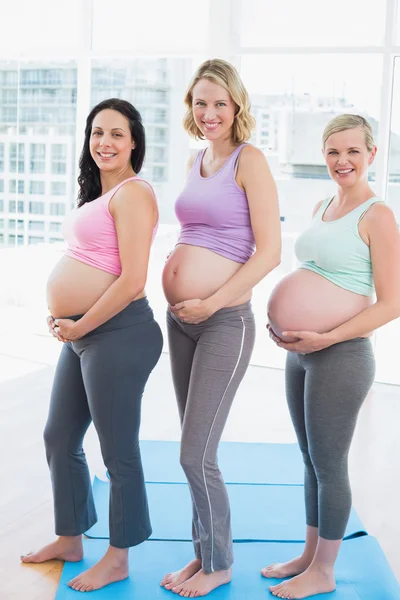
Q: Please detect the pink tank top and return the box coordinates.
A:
[63,177,158,276]
[175,143,255,263]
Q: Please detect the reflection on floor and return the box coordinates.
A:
[0,343,399,599]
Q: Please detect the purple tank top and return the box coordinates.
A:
[175,143,255,263]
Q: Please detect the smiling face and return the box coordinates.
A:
[89,109,134,173]
[323,127,376,187]
[191,78,237,142]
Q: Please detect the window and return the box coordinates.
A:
[92,0,209,53]
[50,203,66,216]
[8,234,24,246]
[9,143,25,173]
[51,181,66,196]
[9,200,24,213]
[49,221,63,232]
[9,180,25,194]
[9,219,24,231]
[0,200,3,212]
[240,53,383,368]
[239,0,385,47]
[51,144,67,159]
[30,144,46,173]
[51,144,68,174]
[153,166,166,182]
[0,218,4,228]
[29,201,45,214]
[29,220,45,231]
[154,146,166,162]
[28,236,44,244]
[29,181,45,195]
[0,179,3,192]
[0,143,4,172]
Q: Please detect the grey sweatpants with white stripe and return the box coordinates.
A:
[167,302,255,573]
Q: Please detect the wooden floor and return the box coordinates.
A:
[1,350,399,600]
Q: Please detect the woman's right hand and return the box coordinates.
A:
[47,315,67,342]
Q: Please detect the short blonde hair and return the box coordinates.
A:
[183,59,255,143]
[322,114,375,151]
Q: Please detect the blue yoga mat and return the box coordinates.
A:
[85,478,366,542]
[139,440,303,485]
[55,536,400,599]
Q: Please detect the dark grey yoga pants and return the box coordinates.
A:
[285,338,375,540]
[167,301,256,573]
[44,298,163,548]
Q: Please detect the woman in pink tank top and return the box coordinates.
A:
[160,59,281,596]
[21,99,163,592]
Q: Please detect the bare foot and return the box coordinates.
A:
[172,567,232,597]
[68,546,129,592]
[160,558,202,590]
[21,536,83,564]
[261,555,312,579]
[270,565,335,599]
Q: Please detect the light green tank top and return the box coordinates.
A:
[294,196,383,296]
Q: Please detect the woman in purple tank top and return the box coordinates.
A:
[160,59,281,596]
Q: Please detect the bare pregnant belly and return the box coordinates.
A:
[267,269,372,342]
[162,244,251,307]
[46,256,119,317]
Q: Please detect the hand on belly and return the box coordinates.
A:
[266,269,371,344]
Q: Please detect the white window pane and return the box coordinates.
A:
[387,58,400,218]
[378,56,400,384]
[239,0,386,47]
[93,0,209,53]
[0,0,87,53]
[241,54,382,369]
[91,57,193,343]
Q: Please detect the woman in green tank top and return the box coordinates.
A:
[264,114,400,599]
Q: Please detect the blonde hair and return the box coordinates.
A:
[322,114,375,151]
[183,59,255,143]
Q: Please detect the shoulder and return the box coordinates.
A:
[238,144,266,163]
[114,179,155,202]
[110,179,156,217]
[237,144,270,177]
[186,150,198,175]
[363,201,398,231]
[312,199,325,217]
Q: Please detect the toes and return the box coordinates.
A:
[172,585,183,595]
[69,578,82,591]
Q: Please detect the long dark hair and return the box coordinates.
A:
[77,98,145,207]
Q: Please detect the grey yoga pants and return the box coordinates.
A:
[285,337,375,540]
[167,301,256,573]
[44,298,163,548]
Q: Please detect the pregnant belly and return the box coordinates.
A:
[162,244,251,307]
[267,269,372,342]
[46,256,119,317]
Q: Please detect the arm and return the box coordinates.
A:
[55,181,157,340]
[173,146,281,322]
[280,203,400,353]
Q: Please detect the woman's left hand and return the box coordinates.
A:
[276,330,333,354]
[170,299,214,324]
[53,318,84,342]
